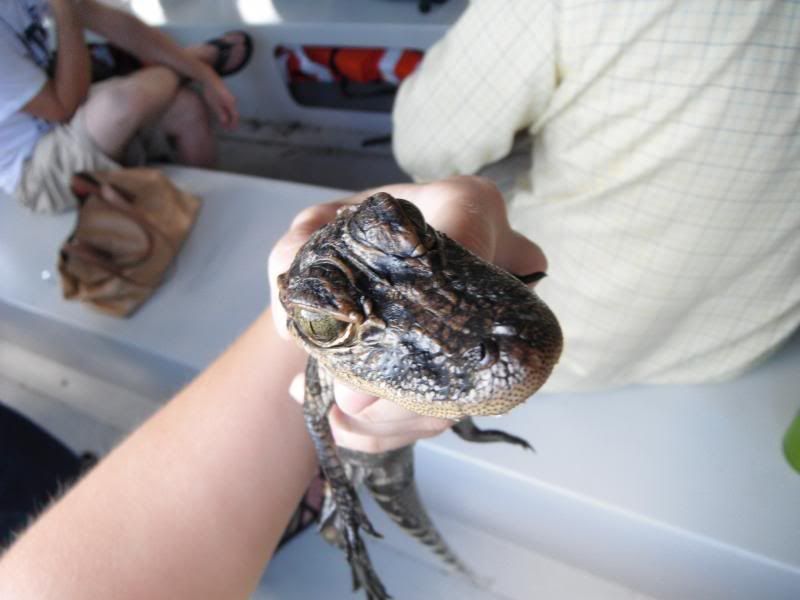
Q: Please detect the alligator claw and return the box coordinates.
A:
[321,486,390,599]
[451,416,535,452]
[351,495,382,540]
[346,533,391,600]
[314,483,391,599]
[335,483,382,541]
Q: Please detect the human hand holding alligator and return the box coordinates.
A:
[269,176,550,451]
[269,175,562,599]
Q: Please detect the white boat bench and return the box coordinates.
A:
[0,166,337,396]
[1,165,798,599]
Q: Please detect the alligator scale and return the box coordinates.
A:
[278,192,562,599]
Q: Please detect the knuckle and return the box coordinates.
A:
[290,205,325,229]
[334,429,384,454]
[426,418,454,434]
[466,176,504,210]
[357,437,385,454]
[267,238,295,277]
[328,406,356,435]
[289,201,342,232]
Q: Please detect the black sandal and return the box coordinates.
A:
[205,30,254,77]
[277,471,325,549]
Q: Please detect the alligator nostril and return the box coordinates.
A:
[474,339,499,368]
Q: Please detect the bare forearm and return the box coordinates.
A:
[49,0,91,117]
[80,1,215,83]
[0,309,316,599]
[78,0,239,128]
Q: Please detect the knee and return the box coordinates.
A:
[169,88,209,127]
[88,74,178,128]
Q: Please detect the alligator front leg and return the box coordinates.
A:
[451,416,533,452]
[303,356,390,600]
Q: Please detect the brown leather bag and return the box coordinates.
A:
[58,168,201,317]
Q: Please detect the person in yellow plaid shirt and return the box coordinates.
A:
[394,0,800,392]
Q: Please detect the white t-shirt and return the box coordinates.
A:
[393,0,800,392]
[0,0,52,195]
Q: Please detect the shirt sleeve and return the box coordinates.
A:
[392,0,557,181]
[0,31,48,122]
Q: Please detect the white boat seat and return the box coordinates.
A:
[1,165,798,599]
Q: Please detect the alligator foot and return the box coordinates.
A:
[319,479,382,541]
[451,416,534,452]
[345,529,391,600]
[320,484,390,599]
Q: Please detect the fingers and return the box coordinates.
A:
[203,82,239,129]
[288,373,453,453]
[223,103,238,130]
[224,90,239,129]
[371,175,506,262]
[494,230,548,282]
[216,97,238,130]
[414,176,547,279]
[404,176,504,261]
[373,175,547,278]
[329,405,451,453]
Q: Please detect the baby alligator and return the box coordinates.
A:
[278,192,562,599]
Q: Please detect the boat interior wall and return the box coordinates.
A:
[137,1,470,188]
[154,0,468,133]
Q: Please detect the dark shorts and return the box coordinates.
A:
[0,403,84,548]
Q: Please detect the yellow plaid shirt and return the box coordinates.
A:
[393,0,800,392]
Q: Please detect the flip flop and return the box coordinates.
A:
[277,472,324,549]
[205,30,253,77]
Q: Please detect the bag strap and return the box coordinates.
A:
[116,200,177,256]
[73,171,177,263]
[60,239,151,288]
[94,176,178,256]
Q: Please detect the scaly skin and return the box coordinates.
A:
[279,193,562,599]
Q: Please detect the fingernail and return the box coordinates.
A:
[517,271,547,285]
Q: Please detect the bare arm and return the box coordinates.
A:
[0,309,316,599]
[78,0,213,85]
[79,0,238,127]
[393,0,558,180]
[22,0,91,122]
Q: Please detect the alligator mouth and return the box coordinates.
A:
[319,354,554,420]
[386,387,536,420]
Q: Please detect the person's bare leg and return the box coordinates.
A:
[157,87,216,167]
[82,65,181,161]
[81,32,249,167]
[152,32,250,166]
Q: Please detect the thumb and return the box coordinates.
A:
[493,229,548,280]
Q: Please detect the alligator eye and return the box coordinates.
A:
[294,308,350,346]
